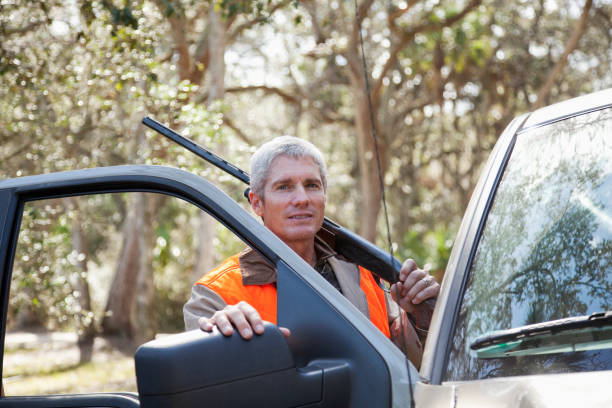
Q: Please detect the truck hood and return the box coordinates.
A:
[415,370,612,407]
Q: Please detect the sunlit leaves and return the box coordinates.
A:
[217,0,279,21]
[102,1,138,31]
[10,203,91,331]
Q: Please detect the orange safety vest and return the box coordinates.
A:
[196,253,391,338]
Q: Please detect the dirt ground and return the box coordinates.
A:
[3,330,138,396]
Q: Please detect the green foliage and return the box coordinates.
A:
[217,0,279,22]
[397,226,455,281]
[10,203,97,335]
[149,196,245,333]
[102,1,138,30]
[80,2,97,27]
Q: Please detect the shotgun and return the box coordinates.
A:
[142,116,402,283]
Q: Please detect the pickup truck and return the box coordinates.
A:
[0,89,610,407]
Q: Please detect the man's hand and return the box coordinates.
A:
[390,259,440,315]
[198,301,290,339]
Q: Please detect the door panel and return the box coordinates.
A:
[0,394,139,408]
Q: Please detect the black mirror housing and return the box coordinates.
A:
[135,323,350,408]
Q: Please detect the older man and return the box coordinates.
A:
[184,136,439,367]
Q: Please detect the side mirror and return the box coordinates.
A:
[135,323,350,408]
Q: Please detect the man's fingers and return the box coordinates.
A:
[399,259,418,281]
[237,301,265,335]
[225,305,254,339]
[279,327,291,338]
[198,317,214,332]
[411,284,440,304]
[212,311,234,336]
[390,283,399,302]
[401,269,427,296]
[408,276,439,304]
[390,282,406,303]
[199,302,284,340]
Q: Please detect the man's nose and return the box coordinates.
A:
[291,185,309,205]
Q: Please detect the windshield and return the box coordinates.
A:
[445,107,612,381]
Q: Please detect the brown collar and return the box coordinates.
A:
[239,237,338,286]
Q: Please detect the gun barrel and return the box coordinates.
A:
[143,117,250,185]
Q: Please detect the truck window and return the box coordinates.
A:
[445,108,612,381]
[3,192,244,395]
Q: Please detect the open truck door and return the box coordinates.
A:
[0,165,413,408]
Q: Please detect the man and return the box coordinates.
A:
[184,136,440,367]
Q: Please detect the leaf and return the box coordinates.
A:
[122,7,138,29]
[80,2,95,27]
[455,28,467,47]
[161,0,175,17]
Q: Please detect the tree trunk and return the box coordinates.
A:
[347,54,385,243]
[132,193,156,345]
[128,115,158,345]
[65,197,96,364]
[102,193,143,338]
[193,215,216,282]
[193,6,226,282]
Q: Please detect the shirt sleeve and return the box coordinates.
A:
[183,284,228,331]
[385,291,426,368]
[385,291,401,324]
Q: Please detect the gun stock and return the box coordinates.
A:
[143,116,401,283]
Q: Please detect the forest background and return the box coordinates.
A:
[1,0,611,394]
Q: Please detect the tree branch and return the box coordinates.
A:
[227,0,293,44]
[225,85,299,104]
[192,21,211,85]
[223,115,253,145]
[373,0,482,100]
[302,0,325,44]
[153,0,191,81]
[533,0,593,109]
[4,20,47,36]
[0,138,36,163]
[350,0,376,51]
[224,85,352,125]
[388,0,420,34]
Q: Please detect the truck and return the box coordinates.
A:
[0,88,611,407]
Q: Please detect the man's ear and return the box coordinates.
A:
[249,191,264,217]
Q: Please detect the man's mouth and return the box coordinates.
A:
[288,214,312,220]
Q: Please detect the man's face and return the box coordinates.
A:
[250,155,326,246]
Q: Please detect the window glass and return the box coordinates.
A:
[446,108,612,381]
[4,192,244,395]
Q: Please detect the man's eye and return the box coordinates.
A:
[307,183,321,189]
[278,184,289,190]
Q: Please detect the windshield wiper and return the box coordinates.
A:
[470,311,612,358]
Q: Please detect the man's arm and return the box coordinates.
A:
[387,259,440,367]
[386,295,424,368]
[184,284,228,330]
[184,283,288,339]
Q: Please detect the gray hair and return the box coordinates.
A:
[249,136,328,198]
